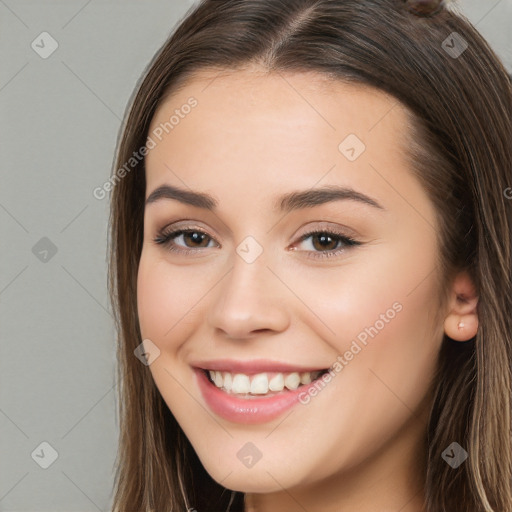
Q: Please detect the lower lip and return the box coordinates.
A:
[194,368,322,424]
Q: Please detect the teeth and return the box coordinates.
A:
[232,373,250,394]
[284,372,300,390]
[250,373,268,394]
[300,372,312,385]
[268,373,284,391]
[213,371,223,388]
[207,369,324,395]
[223,372,233,391]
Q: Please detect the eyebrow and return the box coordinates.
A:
[145,184,385,212]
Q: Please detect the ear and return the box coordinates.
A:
[443,270,479,342]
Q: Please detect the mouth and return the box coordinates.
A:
[201,367,330,399]
[193,362,333,424]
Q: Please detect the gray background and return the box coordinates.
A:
[0,1,510,511]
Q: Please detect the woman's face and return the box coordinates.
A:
[137,69,445,502]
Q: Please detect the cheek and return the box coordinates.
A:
[275,239,442,444]
[137,252,203,347]
[277,237,441,361]
[137,258,171,340]
[262,252,441,479]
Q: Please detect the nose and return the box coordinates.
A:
[207,252,290,340]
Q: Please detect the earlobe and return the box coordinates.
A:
[443,271,479,342]
[444,313,479,342]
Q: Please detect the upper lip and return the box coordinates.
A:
[191,358,328,374]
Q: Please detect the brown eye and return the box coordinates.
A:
[153,227,218,255]
[180,231,211,248]
[404,0,444,17]
[293,229,362,261]
[310,233,341,252]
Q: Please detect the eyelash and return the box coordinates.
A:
[153,226,361,260]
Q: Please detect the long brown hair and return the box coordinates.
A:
[108,1,512,510]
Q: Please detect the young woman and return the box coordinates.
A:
[108,0,512,510]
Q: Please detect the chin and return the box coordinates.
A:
[199,454,307,493]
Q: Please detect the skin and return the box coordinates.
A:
[137,67,479,512]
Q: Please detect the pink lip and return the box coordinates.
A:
[193,367,326,424]
[191,358,326,375]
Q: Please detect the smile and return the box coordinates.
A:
[205,369,327,396]
[194,363,330,424]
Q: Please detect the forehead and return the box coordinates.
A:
[144,68,428,222]
[147,68,410,166]
[149,67,404,136]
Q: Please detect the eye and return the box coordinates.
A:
[292,229,361,260]
[153,227,217,255]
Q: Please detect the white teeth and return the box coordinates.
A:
[284,372,300,390]
[250,373,269,394]
[214,370,223,388]
[232,373,251,394]
[223,371,232,391]
[268,373,284,391]
[207,369,324,395]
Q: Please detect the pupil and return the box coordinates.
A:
[186,232,208,247]
[314,234,337,251]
